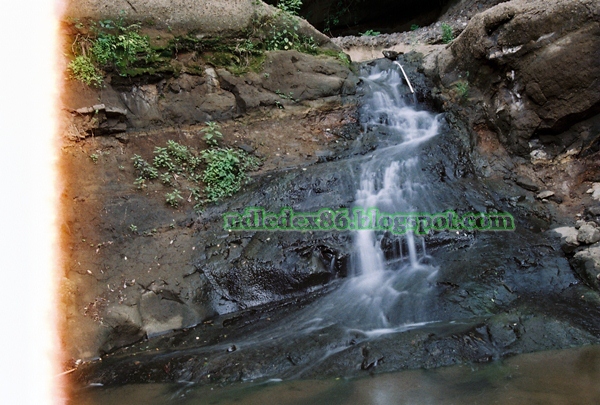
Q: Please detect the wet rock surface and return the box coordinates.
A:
[68,57,600,387]
[61,0,600,392]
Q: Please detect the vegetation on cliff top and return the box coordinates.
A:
[66,1,341,86]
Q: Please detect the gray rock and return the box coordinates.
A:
[577,224,600,245]
[536,190,555,200]
[238,143,254,153]
[571,243,600,290]
[515,176,540,192]
[382,50,401,60]
[140,291,200,338]
[105,106,128,116]
[552,226,580,253]
[587,206,600,216]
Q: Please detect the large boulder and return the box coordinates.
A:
[424,0,600,155]
[63,0,335,47]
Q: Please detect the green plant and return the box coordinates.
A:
[200,148,260,202]
[68,16,158,86]
[160,172,173,186]
[134,177,147,190]
[441,23,454,44]
[410,24,420,31]
[455,80,469,99]
[337,52,350,66]
[165,189,183,207]
[153,147,176,172]
[89,153,99,163]
[166,140,191,164]
[201,121,223,146]
[360,29,381,37]
[129,224,138,233]
[187,186,202,202]
[68,56,103,87]
[275,89,297,102]
[277,0,302,15]
[91,19,153,71]
[132,154,159,179]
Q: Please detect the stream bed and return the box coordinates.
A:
[70,344,600,404]
[69,57,600,402]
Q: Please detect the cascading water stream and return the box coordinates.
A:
[220,63,443,351]
[88,63,448,387]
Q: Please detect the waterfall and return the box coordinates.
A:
[344,63,441,329]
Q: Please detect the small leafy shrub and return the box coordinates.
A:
[68,16,157,85]
[265,27,317,53]
[455,81,469,99]
[277,0,302,15]
[201,121,223,146]
[132,154,158,179]
[68,56,103,87]
[131,138,260,208]
[360,30,381,37]
[410,24,420,31]
[201,148,260,202]
[91,19,153,71]
[441,23,454,44]
[89,153,99,163]
[165,189,183,207]
[337,52,350,66]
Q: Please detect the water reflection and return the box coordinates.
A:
[71,345,600,404]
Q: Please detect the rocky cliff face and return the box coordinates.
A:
[59,1,359,361]
[62,0,600,381]
[424,0,600,156]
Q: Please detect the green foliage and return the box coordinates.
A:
[261,4,317,54]
[160,172,173,186]
[338,52,350,66]
[455,80,469,99]
[153,146,177,172]
[201,121,223,146]
[360,29,380,37]
[277,0,302,15]
[134,177,147,190]
[68,56,103,87]
[89,153,99,163]
[275,90,298,102]
[441,23,454,44]
[132,154,159,179]
[129,224,138,233]
[131,138,260,208]
[200,148,260,202]
[68,16,158,85]
[265,25,317,53]
[410,24,420,31]
[91,19,153,72]
[165,189,183,207]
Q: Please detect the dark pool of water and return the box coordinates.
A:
[70,344,600,404]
